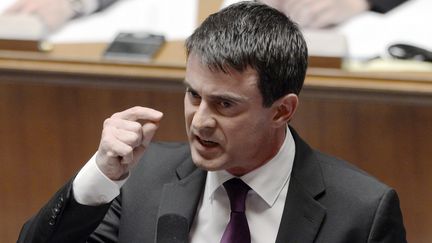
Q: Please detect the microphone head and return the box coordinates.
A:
[156,213,189,243]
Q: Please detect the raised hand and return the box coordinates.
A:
[96,106,164,180]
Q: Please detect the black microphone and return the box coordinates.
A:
[156,214,189,243]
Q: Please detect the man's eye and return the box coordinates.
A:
[186,89,201,99]
[219,100,233,108]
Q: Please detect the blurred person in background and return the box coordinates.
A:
[2,0,117,31]
[260,0,408,28]
[3,0,409,32]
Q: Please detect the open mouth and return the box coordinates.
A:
[196,136,219,148]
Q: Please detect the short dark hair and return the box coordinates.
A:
[185,1,308,107]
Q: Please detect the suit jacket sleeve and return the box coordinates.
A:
[367,0,408,13]
[367,189,407,243]
[17,179,119,243]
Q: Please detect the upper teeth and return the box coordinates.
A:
[201,139,215,144]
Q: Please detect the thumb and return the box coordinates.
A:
[129,123,158,165]
[141,122,160,148]
[132,145,146,164]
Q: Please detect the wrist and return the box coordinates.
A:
[95,152,129,181]
[73,152,128,205]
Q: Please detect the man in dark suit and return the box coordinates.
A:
[18,2,406,242]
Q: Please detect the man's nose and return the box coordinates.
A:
[192,102,216,134]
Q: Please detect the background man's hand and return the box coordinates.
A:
[96,106,164,180]
[3,0,75,31]
[262,0,369,28]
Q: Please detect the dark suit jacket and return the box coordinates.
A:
[368,0,408,13]
[96,0,117,12]
[18,129,406,243]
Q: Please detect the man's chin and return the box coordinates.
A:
[191,151,224,172]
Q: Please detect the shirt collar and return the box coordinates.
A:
[205,127,296,207]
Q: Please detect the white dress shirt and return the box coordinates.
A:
[73,128,295,243]
[73,152,128,205]
[190,128,295,243]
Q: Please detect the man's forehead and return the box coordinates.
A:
[184,69,258,90]
[187,53,257,73]
[186,56,258,82]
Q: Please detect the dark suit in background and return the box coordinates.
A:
[96,0,118,12]
[368,0,408,13]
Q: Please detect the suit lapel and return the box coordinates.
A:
[276,128,326,243]
[156,157,206,238]
[155,129,326,242]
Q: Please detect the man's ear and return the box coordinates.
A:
[271,94,298,127]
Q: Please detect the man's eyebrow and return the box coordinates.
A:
[208,93,246,103]
[183,81,195,93]
[183,80,193,89]
[183,79,247,103]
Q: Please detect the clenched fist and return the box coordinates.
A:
[96,106,163,180]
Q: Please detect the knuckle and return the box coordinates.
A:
[129,132,140,142]
[120,146,133,156]
[101,127,115,139]
[103,118,110,126]
[100,137,113,150]
[106,151,115,158]
[103,117,115,127]
[111,112,121,118]
[131,122,142,132]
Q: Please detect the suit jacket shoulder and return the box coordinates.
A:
[280,129,406,243]
[316,151,406,242]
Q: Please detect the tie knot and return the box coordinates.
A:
[223,178,250,212]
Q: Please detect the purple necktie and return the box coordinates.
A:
[220,178,251,243]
